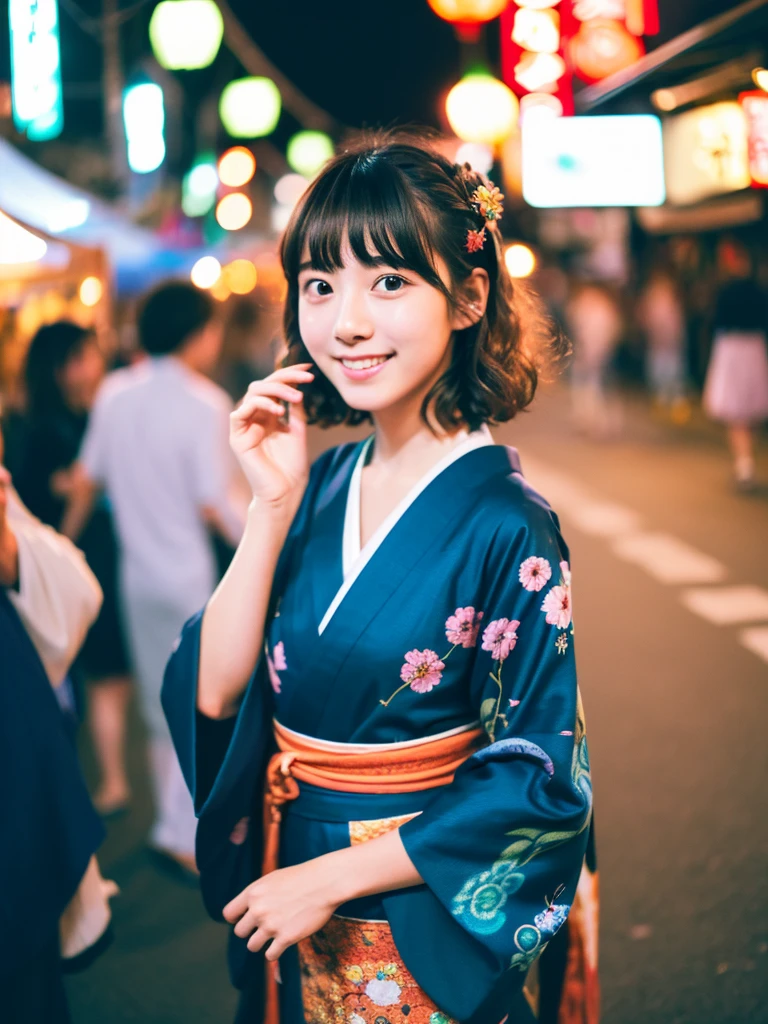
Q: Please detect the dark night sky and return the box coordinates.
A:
[0,0,746,143]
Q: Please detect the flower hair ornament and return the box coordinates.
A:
[465,182,505,254]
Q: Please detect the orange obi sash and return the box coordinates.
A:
[261,720,485,1024]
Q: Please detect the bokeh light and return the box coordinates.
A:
[455,142,494,174]
[215,193,253,231]
[123,82,165,174]
[519,92,564,122]
[79,276,103,306]
[149,0,223,70]
[446,73,519,145]
[505,243,537,278]
[190,256,222,289]
[182,156,218,217]
[0,212,47,264]
[224,259,258,295]
[286,131,334,178]
[219,78,281,138]
[427,0,508,23]
[752,68,768,92]
[274,173,309,207]
[218,147,256,187]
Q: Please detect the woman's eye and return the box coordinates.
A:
[306,279,333,297]
[375,275,406,293]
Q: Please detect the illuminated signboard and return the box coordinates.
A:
[522,114,665,208]
[9,0,64,141]
[739,91,768,189]
[663,102,750,205]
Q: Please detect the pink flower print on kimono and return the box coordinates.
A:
[266,640,287,694]
[380,606,482,708]
[481,618,520,662]
[445,606,484,648]
[380,649,446,707]
[518,556,552,593]
[479,619,521,742]
[541,563,572,629]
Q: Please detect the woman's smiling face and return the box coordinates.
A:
[297,245,461,417]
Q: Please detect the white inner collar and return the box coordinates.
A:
[317,425,494,636]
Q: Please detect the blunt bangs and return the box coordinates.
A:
[282,153,445,294]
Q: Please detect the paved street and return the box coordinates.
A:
[66,387,768,1024]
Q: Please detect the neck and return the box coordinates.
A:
[170,349,199,374]
[369,354,468,469]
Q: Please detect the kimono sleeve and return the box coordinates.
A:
[397,499,592,994]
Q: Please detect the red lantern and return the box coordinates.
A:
[427,0,508,39]
[427,0,509,22]
[569,18,645,82]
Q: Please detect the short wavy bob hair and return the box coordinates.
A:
[279,132,561,432]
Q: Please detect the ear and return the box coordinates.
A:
[451,268,491,331]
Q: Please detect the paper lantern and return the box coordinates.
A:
[216,193,253,230]
[219,78,281,138]
[190,256,222,288]
[149,0,224,71]
[286,131,334,178]
[427,0,508,23]
[446,73,519,146]
[512,8,560,54]
[570,19,644,83]
[516,0,560,7]
[218,147,256,187]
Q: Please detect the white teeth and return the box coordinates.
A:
[341,356,389,370]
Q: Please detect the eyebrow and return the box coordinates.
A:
[297,255,399,274]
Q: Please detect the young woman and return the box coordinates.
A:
[703,276,768,491]
[8,322,133,815]
[164,136,597,1024]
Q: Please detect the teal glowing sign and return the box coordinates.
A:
[9,0,64,141]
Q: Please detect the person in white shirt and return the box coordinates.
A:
[64,281,248,875]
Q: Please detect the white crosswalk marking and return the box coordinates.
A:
[611,532,726,585]
[740,627,768,664]
[681,586,768,625]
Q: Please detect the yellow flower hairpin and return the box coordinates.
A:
[471,184,504,222]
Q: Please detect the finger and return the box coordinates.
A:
[264,938,290,961]
[246,381,307,404]
[247,928,276,954]
[264,366,315,384]
[232,396,286,422]
[222,890,251,924]
[233,907,263,939]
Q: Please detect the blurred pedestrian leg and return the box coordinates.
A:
[121,585,198,860]
[567,284,625,440]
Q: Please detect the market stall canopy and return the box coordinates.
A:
[0,138,221,294]
[574,0,768,114]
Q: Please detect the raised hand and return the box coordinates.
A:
[230,364,315,509]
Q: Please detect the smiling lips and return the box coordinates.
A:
[336,353,394,381]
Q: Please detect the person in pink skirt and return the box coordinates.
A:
[703,277,768,490]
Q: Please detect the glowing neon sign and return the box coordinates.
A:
[9,0,64,141]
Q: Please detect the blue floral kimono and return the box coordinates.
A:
[162,438,596,1024]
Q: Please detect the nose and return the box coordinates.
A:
[334,290,374,347]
